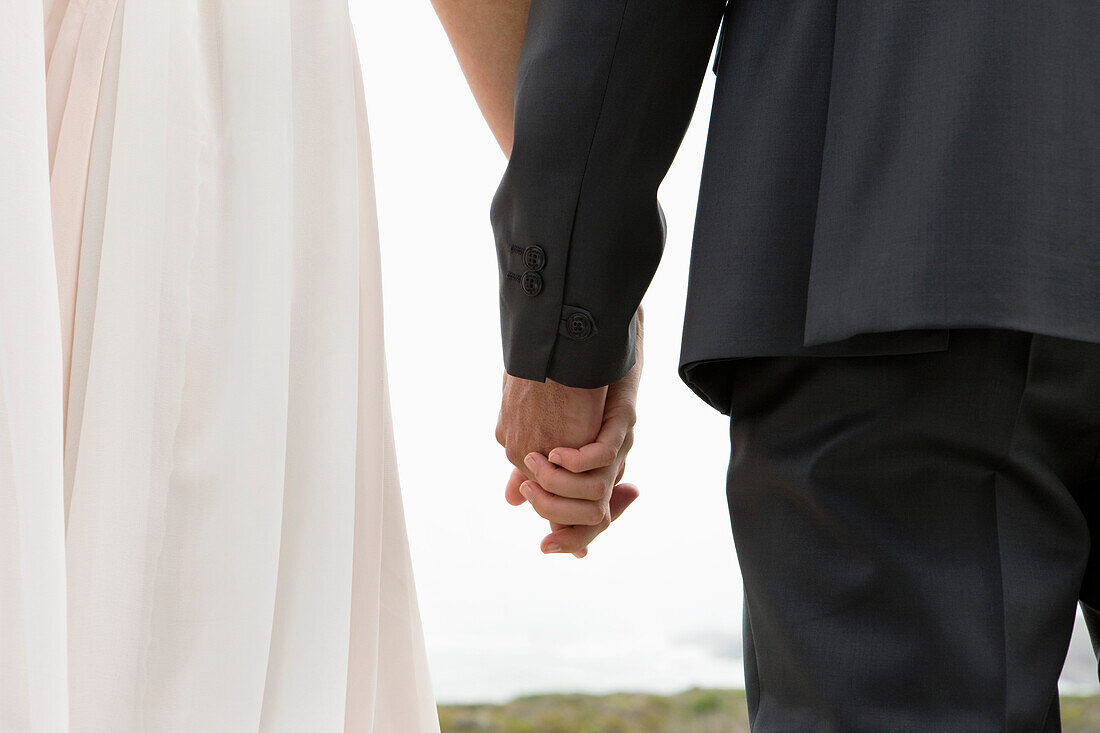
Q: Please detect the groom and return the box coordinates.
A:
[491,1,1100,730]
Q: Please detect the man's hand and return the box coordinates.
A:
[497,309,644,557]
[494,374,606,557]
[495,375,607,468]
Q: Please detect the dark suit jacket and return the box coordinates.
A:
[491,0,1100,413]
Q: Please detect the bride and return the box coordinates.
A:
[0,0,557,729]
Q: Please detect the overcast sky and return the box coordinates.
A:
[352,3,1099,705]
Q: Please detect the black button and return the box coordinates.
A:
[520,271,543,297]
[523,245,546,272]
[566,312,594,340]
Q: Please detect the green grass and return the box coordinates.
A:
[1059,694,1100,731]
[439,689,1100,732]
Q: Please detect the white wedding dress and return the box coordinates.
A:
[0,1,439,730]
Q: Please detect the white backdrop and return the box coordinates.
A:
[351,3,1099,705]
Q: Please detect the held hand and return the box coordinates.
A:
[495,375,606,559]
[505,464,638,558]
[495,375,607,475]
[502,308,644,557]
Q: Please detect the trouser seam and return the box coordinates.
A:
[987,333,1038,733]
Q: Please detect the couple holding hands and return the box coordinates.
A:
[4,0,1100,731]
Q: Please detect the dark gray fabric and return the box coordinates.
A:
[492,0,726,388]
[492,1,1100,403]
[723,329,1100,732]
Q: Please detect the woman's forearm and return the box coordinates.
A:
[432,0,531,156]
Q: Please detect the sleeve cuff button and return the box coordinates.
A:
[566,312,594,340]
[523,245,546,271]
[520,271,543,296]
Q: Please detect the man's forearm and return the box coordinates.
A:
[491,1,725,388]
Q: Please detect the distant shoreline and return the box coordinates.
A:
[439,688,1100,733]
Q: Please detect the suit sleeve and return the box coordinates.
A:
[490,0,727,388]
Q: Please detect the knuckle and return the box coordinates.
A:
[607,404,637,426]
[582,505,606,527]
[504,445,525,469]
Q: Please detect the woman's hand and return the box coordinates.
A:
[506,308,644,557]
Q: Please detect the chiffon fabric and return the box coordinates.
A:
[1,1,439,730]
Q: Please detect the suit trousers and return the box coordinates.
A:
[723,329,1100,732]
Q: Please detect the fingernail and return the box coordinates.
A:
[545,543,561,553]
[548,450,561,465]
[519,482,531,499]
[524,453,537,471]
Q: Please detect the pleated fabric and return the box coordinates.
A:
[1,1,439,730]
